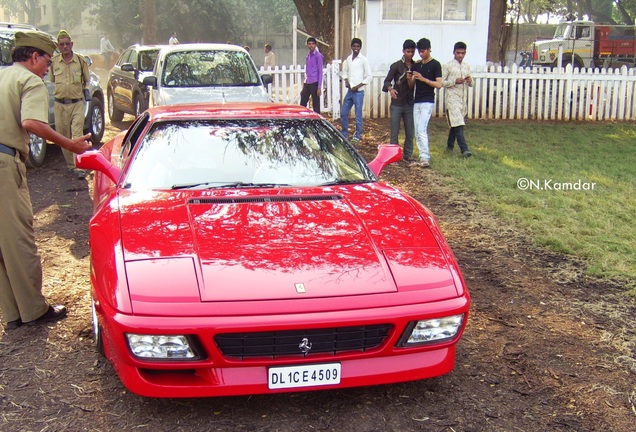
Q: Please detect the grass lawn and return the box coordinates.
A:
[419,119,636,289]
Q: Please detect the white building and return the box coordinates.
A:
[342,0,490,67]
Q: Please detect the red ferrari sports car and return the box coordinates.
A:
[77,102,470,398]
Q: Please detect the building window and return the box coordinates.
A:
[382,0,472,22]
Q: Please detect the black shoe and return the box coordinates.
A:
[5,319,23,330]
[446,146,454,152]
[26,305,67,326]
[462,150,472,158]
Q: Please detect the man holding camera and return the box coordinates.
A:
[382,39,416,161]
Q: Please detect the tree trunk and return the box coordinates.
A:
[292,0,353,62]
[141,0,157,45]
[487,0,508,65]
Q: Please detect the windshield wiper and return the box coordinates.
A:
[172,182,218,190]
[171,182,288,190]
[215,182,290,189]
[318,179,369,186]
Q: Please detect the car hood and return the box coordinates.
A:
[118,186,457,303]
[153,85,270,105]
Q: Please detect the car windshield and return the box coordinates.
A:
[139,49,159,72]
[123,118,375,190]
[162,50,260,87]
[0,33,14,66]
[554,24,569,39]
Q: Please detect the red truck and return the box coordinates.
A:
[533,20,636,68]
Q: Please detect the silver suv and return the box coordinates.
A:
[143,43,272,106]
[0,22,105,167]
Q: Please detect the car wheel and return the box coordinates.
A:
[134,94,146,117]
[108,92,124,122]
[92,300,105,356]
[87,97,105,145]
[26,133,47,168]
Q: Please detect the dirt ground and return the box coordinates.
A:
[1,115,635,432]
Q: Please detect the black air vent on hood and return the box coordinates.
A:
[189,195,343,205]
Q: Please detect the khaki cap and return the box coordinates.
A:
[15,31,57,56]
[57,29,71,40]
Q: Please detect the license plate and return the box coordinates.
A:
[268,363,341,389]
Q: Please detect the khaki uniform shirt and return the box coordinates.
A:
[442,59,473,127]
[51,52,89,99]
[0,64,49,161]
[264,51,276,69]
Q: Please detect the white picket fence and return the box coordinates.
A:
[260,62,636,121]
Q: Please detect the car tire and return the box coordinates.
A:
[108,92,124,122]
[87,97,105,145]
[26,133,47,168]
[92,300,105,356]
[134,94,146,117]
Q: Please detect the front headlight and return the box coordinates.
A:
[126,334,201,360]
[398,315,465,347]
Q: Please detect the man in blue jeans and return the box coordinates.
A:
[340,38,371,144]
[409,38,442,168]
[382,39,416,160]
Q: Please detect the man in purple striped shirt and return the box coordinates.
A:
[300,37,324,113]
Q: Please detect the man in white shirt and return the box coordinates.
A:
[100,35,116,68]
[169,32,179,46]
[263,44,276,69]
[442,41,473,157]
[340,38,371,144]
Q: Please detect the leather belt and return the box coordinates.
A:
[0,143,17,156]
[54,97,83,104]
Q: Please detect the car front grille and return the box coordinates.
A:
[214,325,393,360]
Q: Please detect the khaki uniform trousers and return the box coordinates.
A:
[0,153,48,324]
[54,100,84,170]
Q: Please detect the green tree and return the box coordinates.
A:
[81,0,296,48]
[0,0,38,24]
[243,0,299,34]
[511,0,636,24]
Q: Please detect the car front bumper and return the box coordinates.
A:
[96,295,469,398]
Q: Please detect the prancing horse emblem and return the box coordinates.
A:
[298,337,312,356]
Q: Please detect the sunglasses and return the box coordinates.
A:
[39,53,52,67]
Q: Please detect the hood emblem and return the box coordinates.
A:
[299,337,312,356]
[295,283,306,293]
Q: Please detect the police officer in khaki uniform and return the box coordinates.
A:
[0,31,92,331]
[51,30,91,178]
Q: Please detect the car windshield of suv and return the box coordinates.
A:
[1,34,14,66]
[162,50,260,87]
[139,50,159,72]
[123,118,375,190]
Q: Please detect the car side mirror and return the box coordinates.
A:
[121,63,135,72]
[260,73,273,85]
[76,151,122,184]
[143,76,157,88]
[368,144,402,176]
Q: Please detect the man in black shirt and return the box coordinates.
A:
[382,39,416,161]
[409,38,442,168]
